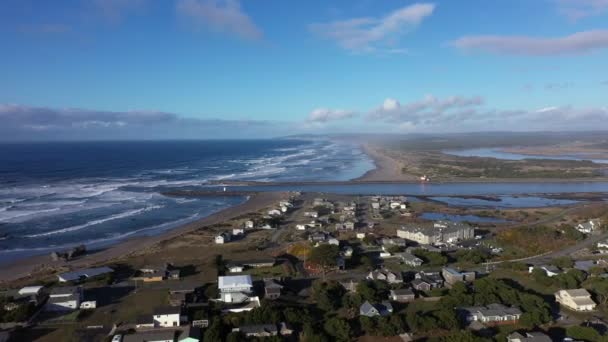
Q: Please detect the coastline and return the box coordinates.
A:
[0,191,290,284]
[354,143,420,182]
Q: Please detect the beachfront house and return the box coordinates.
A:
[46,286,83,311]
[367,270,403,284]
[215,232,231,244]
[555,289,597,312]
[442,267,476,285]
[57,266,113,283]
[218,275,254,303]
[153,306,184,327]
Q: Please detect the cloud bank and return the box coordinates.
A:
[310,3,435,53]
[0,104,284,140]
[176,0,262,40]
[306,108,357,123]
[452,30,608,56]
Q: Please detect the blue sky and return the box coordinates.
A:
[0,0,607,139]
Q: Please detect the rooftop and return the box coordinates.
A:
[219,275,253,289]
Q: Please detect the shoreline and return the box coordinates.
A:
[0,191,290,284]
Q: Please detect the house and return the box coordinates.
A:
[46,286,82,311]
[123,331,176,342]
[309,232,328,243]
[18,286,44,297]
[341,246,354,257]
[232,228,245,236]
[462,304,522,325]
[264,279,283,300]
[367,270,403,284]
[178,326,202,342]
[412,271,444,291]
[398,221,474,245]
[57,266,113,283]
[328,237,340,246]
[222,296,261,313]
[227,263,244,273]
[598,239,608,251]
[360,301,393,317]
[390,288,416,302]
[168,270,181,280]
[506,332,552,342]
[135,315,155,329]
[153,306,183,327]
[215,232,231,244]
[268,209,282,217]
[442,268,476,285]
[356,232,366,239]
[296,224,307,231]
[304,211,319,218]
[343,221,356,230]
[395,252,423,267]
[234,324,278,337]
[528,265,562,277]
[555,289,597,312]
[380,238,407,248]
[336,256,346,270]
[218,275,253,303]
[574,260,598,273]
[576,219,602,234]
[339,279,359,292]
[244,220,255,229]
[243,259,275,268]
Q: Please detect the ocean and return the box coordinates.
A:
[0,139,374,262]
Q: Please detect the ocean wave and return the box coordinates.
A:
[24,205,164,238]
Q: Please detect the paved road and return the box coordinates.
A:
[526,231,608,265]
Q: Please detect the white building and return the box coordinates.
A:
[46,286,82,311]
[153,306,184,327]
[245,220,255,229]
[219,275,254,303]
[576,219,602,234]
[268,209,282,217]
[215,232,231,244]
[233,228,245,236]
[398,221,474,245]
[18,286,44,297]
[555,289,597,312]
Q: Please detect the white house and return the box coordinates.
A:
[528,265,561,277]
[153,306,184,327]
[18,286,44,297]
[233,228,245,236]
[46,286,82,311]
[228,264,244,273]
[296,224,307,231]
[268,209,282,217]
[218,275,254,303]
[576,219,602,234]
[598,239,608,250]
[356,232,366,239]
[245,220,255,229]
[555,289,597,312]
[215,232,231,244]
[304,211,318,218]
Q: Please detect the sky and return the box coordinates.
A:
[0,0,607,140]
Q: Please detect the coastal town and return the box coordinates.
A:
[1,186,607,342]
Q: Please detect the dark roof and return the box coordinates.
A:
[136,314,153,324]
[50,286,80,296]
[238,324,278,334]
[178,326,202,340]
[153,306,181,315]
[391,288,415,296]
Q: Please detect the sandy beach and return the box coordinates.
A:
[355,144,419,182]
[0,191,290,284]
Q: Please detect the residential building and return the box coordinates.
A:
[218,275,253,303]
[462,304,522,325]
[178,326,202,342]
[215,232,231,244]
[244,220,255,229]
[507,332,552,342]
[395,252,423,267]
[268,209,282,217]
[232,228,245,236]
[304,211,319,218]
[442,268,476,285]
[339,279,359,292]
[243,259,275,268]
[360,301,393,317]
[412,271,444,291]
[57,266,113,283]
[555,289,597,312]
[398,221,474,245]
[367,270,403,284]
[381,238,407,248]
[264,279,283,300]
[46,286,82,311]
[153,306,183,327]
[390,289,416,302]
[234,324,278,337]
[528,265,562,277]
[227,263,244,273]
[576,219,602,234]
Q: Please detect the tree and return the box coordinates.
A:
[226,331,243,342]
[302,323,329,342]
[356,280,388,302]
[308,244,340,272]
[203,319,225,342]
[312,281,345,311]
[551,256,574,269]
[323,317,352,341]
[566,326,603,342]
[412,249,448,266]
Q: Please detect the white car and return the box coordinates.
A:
[111,335,123,342]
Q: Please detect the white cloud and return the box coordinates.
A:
[555,0,608,21]
[309,3,435,53]
[176,0,262,40]
[451,30,608,56]
[306,108,357,123]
